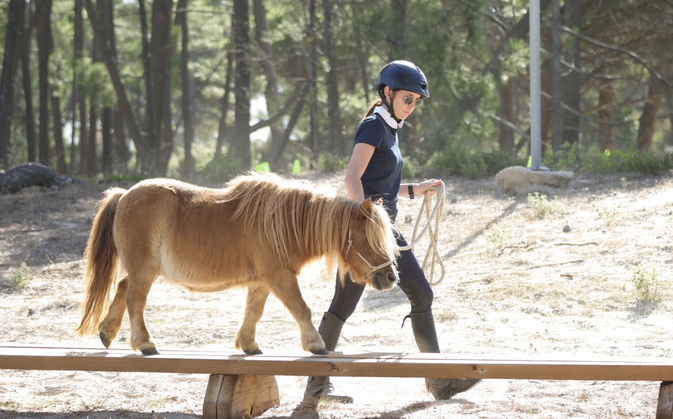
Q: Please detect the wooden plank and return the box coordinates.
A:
[1,345,673,381]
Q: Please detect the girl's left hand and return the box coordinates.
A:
[415,179,444,195]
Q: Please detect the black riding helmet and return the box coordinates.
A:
[377,60,429,121]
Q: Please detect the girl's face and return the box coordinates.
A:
[386,87,423,120]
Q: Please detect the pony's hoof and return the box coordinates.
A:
[310,348,329,355]
[99,332,111,348]
[141,347,160,356]
[244,348,263,355]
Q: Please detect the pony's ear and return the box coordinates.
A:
[358,198,373,219]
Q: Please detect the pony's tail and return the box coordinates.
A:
[76,188,125,336]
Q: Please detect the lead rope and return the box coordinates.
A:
[398,182,446,286]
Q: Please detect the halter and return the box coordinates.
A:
[345,230,394,276]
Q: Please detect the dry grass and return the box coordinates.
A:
[1,171,672,418]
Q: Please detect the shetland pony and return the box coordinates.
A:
[77,173,399,355]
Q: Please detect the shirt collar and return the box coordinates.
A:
[374,106,404,129]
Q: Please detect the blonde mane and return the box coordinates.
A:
[223,172,398,276]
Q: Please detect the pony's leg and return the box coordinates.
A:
[125,272,159,355]
[98,277,129,348]
[235,284,270,355]
[265,271,327,355]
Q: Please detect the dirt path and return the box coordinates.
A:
[1,171,671,418]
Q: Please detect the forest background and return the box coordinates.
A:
[0,0,673,182]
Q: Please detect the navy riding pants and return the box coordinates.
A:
[327,228,434,322]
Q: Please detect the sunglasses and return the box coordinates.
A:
[402,95,423,107]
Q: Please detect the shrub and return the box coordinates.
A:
[632,268,664,305]
[427,145,525,178]
[316,152,349,172]
[198,152,242,183]
[527,192,560,218]
[545,144,673,175]
[12,263,32,289]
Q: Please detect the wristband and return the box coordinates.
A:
[408,184,414,199]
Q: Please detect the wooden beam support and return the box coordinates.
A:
[203,374,279,419]
[658,381,673,419]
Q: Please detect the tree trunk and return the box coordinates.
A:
[214,16,234,161]
[388,0,407,60]
[498,78,516,154]
[308,0,319,158]
[665,91,673,150]
[86,0,107,177]
[114,110,127,173]
[322,0,342,155]
[151,0,174,176]
[176,0,194,178]
[102,108,113,176]
[597,81,616,151]
[233,0,251,168]
[36,0,52,166]
[540,24,553,157]
[561,0,582,146]
[138,0,154,175]
[83,0,144,174]
[388,0,409,150]
[71,0,83,176]
[51,94,67,174]
[551,0,563,151]
[269,80,312,166]
[635,81,662,152]
[252,0,282,166]
[23,2,37,164]
[87,101,98,177]
[351,0,370,104]
[99,0,119,176]
[0,0,25,169]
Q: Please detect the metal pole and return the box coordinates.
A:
[529,0,542,170]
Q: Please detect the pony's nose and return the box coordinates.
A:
[387,270,398,284]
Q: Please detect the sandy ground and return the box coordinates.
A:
[1,170,672,418]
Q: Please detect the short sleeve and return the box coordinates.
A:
[354,116,386,149]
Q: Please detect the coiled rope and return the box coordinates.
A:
[398,182,446,286]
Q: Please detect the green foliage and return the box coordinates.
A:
[402,157,421,179]
[485,226,511,254]
[12,263,32,289]
[543,142,582,170]
[197,152,243,183]
[315,153,349,172]
[427,144,525,178]
[544,144,673,175]
[584,149,673,175]
[527,192,560,218]
[632,268,664,305]
[592,203,618,224]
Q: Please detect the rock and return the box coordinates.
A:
[0,163,76,195]
[495,166,574,195]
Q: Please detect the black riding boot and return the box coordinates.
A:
[408,310,480,400]
[302,312,353,403]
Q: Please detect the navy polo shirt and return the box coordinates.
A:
[354,108,403,220]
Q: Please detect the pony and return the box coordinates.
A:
[76,173,399,355]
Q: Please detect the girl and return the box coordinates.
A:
[302,60,480,404]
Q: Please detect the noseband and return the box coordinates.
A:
[346,230,394,276]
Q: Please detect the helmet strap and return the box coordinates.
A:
[378,89,402,123]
